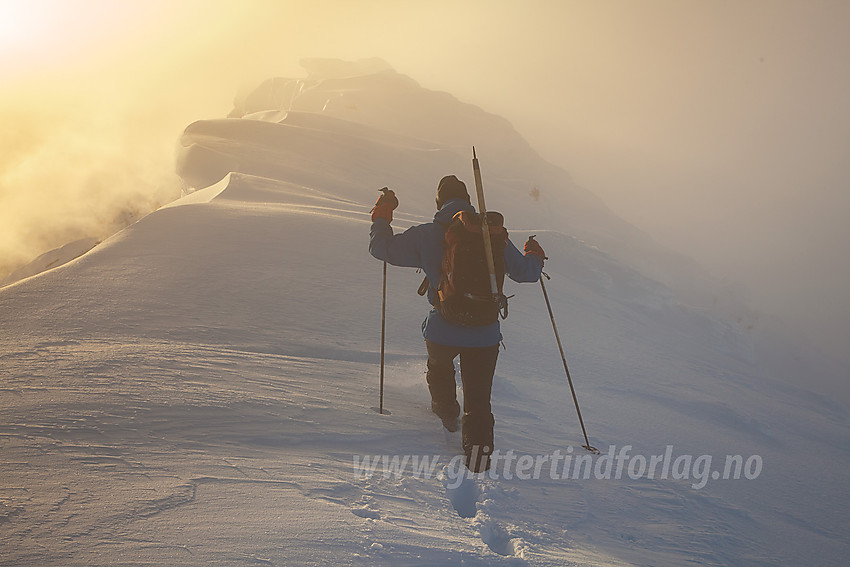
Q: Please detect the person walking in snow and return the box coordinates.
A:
[369,175,545,472]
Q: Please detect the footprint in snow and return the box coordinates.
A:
[444,468,479,519]
[351,504,381,520]
[476,516,525,557]
[445,474,527,558]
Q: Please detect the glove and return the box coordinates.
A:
[371,187,398,222]
[524,235,546,264]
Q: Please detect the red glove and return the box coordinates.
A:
[371,187,398,222]
[524,236,546,264]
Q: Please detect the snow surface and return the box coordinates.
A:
[0,237,100,288]
[2,59,849,566]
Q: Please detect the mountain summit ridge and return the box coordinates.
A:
[1,60,847,566]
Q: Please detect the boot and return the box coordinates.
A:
[431,400,460,432]
[462,413,494,472]
[465,444,492,473]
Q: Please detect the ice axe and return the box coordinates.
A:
[471,147,508,318]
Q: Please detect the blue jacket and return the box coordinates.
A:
[369,198,543,347]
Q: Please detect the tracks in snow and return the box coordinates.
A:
[443,468,527,559]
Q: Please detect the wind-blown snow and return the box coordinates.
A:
[0,237,99,287]
[1,59,848,566]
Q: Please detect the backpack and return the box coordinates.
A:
[436,210,509,327]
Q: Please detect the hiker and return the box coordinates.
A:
[368,175,545,472]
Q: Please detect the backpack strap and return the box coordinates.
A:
[417,275,429,296]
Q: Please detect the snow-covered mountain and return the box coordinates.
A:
[184,58,729,313]
[1,58,847,566]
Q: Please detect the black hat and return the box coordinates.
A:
[436,175,471,209]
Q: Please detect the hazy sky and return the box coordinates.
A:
[2,0,848,360]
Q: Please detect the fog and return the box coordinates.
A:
[2,1,848,374]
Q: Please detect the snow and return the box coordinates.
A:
[1,59,848,566]
[0,237,99,288]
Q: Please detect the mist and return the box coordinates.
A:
[2,1,847,387]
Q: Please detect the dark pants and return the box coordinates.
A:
[425,340,499,454]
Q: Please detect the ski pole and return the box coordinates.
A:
[537,266,598,454]
[376,261,390,415]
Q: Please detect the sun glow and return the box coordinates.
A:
[0,0,163,81]
[0,0,53,49]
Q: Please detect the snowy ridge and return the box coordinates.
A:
[0,237,100,288]
[195,59,725,317]
[2,60,849,565]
